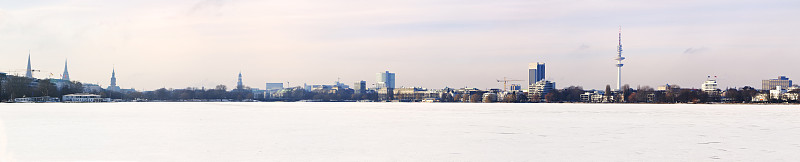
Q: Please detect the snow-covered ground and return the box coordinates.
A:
[1,103,799,161]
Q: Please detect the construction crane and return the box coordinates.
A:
[2,69,40,77]
[496,77,524,91]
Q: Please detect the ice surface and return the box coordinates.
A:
[1,103,799,161]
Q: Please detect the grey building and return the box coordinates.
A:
[266,83,284,90]
[354,80,366,94]
[528,62,545,86]
[762,76,792,90]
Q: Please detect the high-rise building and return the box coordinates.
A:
[762,76,792,90]
[528,62,545,86]
[25,52,33,78]
[62,59,70,81]
[376,71,395,89]
[702,76,721,100]
[354,80,366,94]
[237,71,244,89]
[614,27,626,91]
[701,76,718,92]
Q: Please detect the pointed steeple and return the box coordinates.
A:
[237,71,244,89]
[110,66,117,87]
[25,50,33,78]
[62,59,70,81]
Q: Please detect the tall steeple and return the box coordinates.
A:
[25,50,33,78]
[614,26,626,91]
[237,71,243,89]
[110,66,117,87]
[62,59,70,81]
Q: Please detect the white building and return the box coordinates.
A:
[528,80,555,101]
[63,93,109,102]
[701,77,718,92]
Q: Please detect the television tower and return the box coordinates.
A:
[614,26,625,91]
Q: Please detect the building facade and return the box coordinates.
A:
[762,76,792,90]
[107,68,120,91]
[528,80,555,101]
[528,62,545,86]
[376,71,395,89]
[354,81,366,94]
[63,93,108,102]
[266,83,284,90]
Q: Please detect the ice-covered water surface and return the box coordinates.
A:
[0,103,799,161]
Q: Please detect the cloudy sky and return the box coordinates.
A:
[0,0,798,90]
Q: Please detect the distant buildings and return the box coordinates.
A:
[580,90,607,103]
[528,62,545,86]
[25,53,33,78]
[527,62,553,101]
[63,93,109,102]
[107,68,120,91]
[509,84,521,91]
[83,83,103,93]
[376,71,395,100]
[762,76,792,90]
[237,71,244,89]
[62,59,70,81]
[528,80,555,101]
[265,83,284,90]
[376,71,395,89]
[701,76,721,101]
[354,80,366,94]
[105,68,135,93]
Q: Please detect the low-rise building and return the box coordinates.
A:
[528,80,555,102]
[14,96,59,103]
[63,93,109,102]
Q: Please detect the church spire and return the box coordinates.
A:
[237,71,244,89]
[110,66,117,87]
[25,50,33,78]
[63,59,70,81]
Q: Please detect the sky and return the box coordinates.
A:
[0,0,798,91]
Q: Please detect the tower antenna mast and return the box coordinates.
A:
[614,26,626,91]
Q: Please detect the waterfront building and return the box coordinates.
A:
[580,90,606,103]
[393,87,438,101]
[528,62,545,86]
[701,76,721,101]
[62,93,108,102]
[528,80,555,101]
[762,76,792,90]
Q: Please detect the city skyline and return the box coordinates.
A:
[1,0,799,90]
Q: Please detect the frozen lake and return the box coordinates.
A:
[1,103,799,161]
